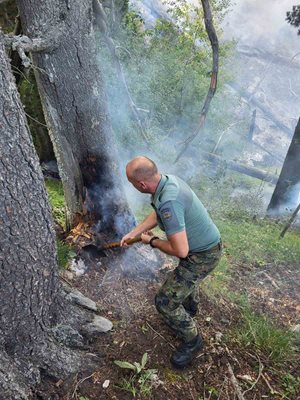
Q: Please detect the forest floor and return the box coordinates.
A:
[45,178,300,400]
[48,223,299,400]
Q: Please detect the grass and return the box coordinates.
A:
[45,178,65,228]
[234,305,296,364]
[57,239,75,269]
[216,217,300,267]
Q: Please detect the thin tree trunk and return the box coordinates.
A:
[267,118,300,216]
[16,0,135,233]
[175,0,219,162]
[280,201,300,238]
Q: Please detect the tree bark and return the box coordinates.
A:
[0,35,87,396]
[16,0,135,233]
[267,118,300,216]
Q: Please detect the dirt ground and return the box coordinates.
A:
[42,243,300,400]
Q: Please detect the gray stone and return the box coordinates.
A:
[290,324,300,333]
[52,324,84,348]
[82,316,113,336]
[66,289,98,312]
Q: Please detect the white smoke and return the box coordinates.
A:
[222,0,299,55]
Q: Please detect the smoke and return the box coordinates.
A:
[222,0,299,55]
[94,0,300,219]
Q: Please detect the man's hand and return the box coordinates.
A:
[120,232,136,247]
[141,231,155,244]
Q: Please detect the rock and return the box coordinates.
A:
[103,380,110,389]
[82,316,113,336]
[290,324,300,333]
[52,324,84,348]
[66,289,98,312]
[215,332,223,342]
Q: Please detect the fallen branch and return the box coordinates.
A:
[72,372,96,399]
[227,363,245,400]
[261,373,281,396]
[175,0,219,162]
[242,355,264,396]
[202,151,278,184]
[227,82,292,135]
[261,271,280,290]
[146,321,175,349]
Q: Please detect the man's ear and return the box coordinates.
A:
[140,181,147,190]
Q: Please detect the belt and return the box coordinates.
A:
[188,239,222,256]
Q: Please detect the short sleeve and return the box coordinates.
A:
[158,200,185,236]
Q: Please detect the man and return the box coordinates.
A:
[121,156,222,369]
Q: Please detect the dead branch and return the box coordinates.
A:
[2,28,63,68]
[175,0,219,162]
[242,355,264,396]
[280,201,300,238]
[202,151,278,184]
[93,0,152,149]
[227,363,245,400]
[227,82,292,135]
[261,271,280,290]
[261,373,281,396]
[212,121,241,153]
[145,321,175,349]
[288,78,300,101]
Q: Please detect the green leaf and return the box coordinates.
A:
[114,360,136,370]
[133,362,142,373]
[141,352,148,369]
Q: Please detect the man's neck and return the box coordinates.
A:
[149,173,163,195]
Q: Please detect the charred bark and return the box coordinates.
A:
[267,118,300,216]
[0,35,96,397]
[16,0,135,233]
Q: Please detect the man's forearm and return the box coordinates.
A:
[150,238,183,257]
[130,211,157,237]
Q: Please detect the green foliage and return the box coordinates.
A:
[281,373,300,399]
[235,306,296,364]
[56,240,75,270]
[114,352,158,398]
[100,0,234,155]
[45,178,65,228]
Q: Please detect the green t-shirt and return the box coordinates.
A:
[151,174,220,252]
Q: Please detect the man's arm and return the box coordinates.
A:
[141,230,189,258]
[120,211,158,246]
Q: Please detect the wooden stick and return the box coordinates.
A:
[280,201,300,238]
[227,363,245,400]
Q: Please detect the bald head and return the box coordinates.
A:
[126,156,158,181]
[126,156,160,194]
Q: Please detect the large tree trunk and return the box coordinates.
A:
[267,118,300,216]
[0,35,86,398]
[16,0,135,233]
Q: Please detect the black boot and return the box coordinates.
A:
[171,334,204,369]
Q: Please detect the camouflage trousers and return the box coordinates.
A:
[155,244,222,342]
